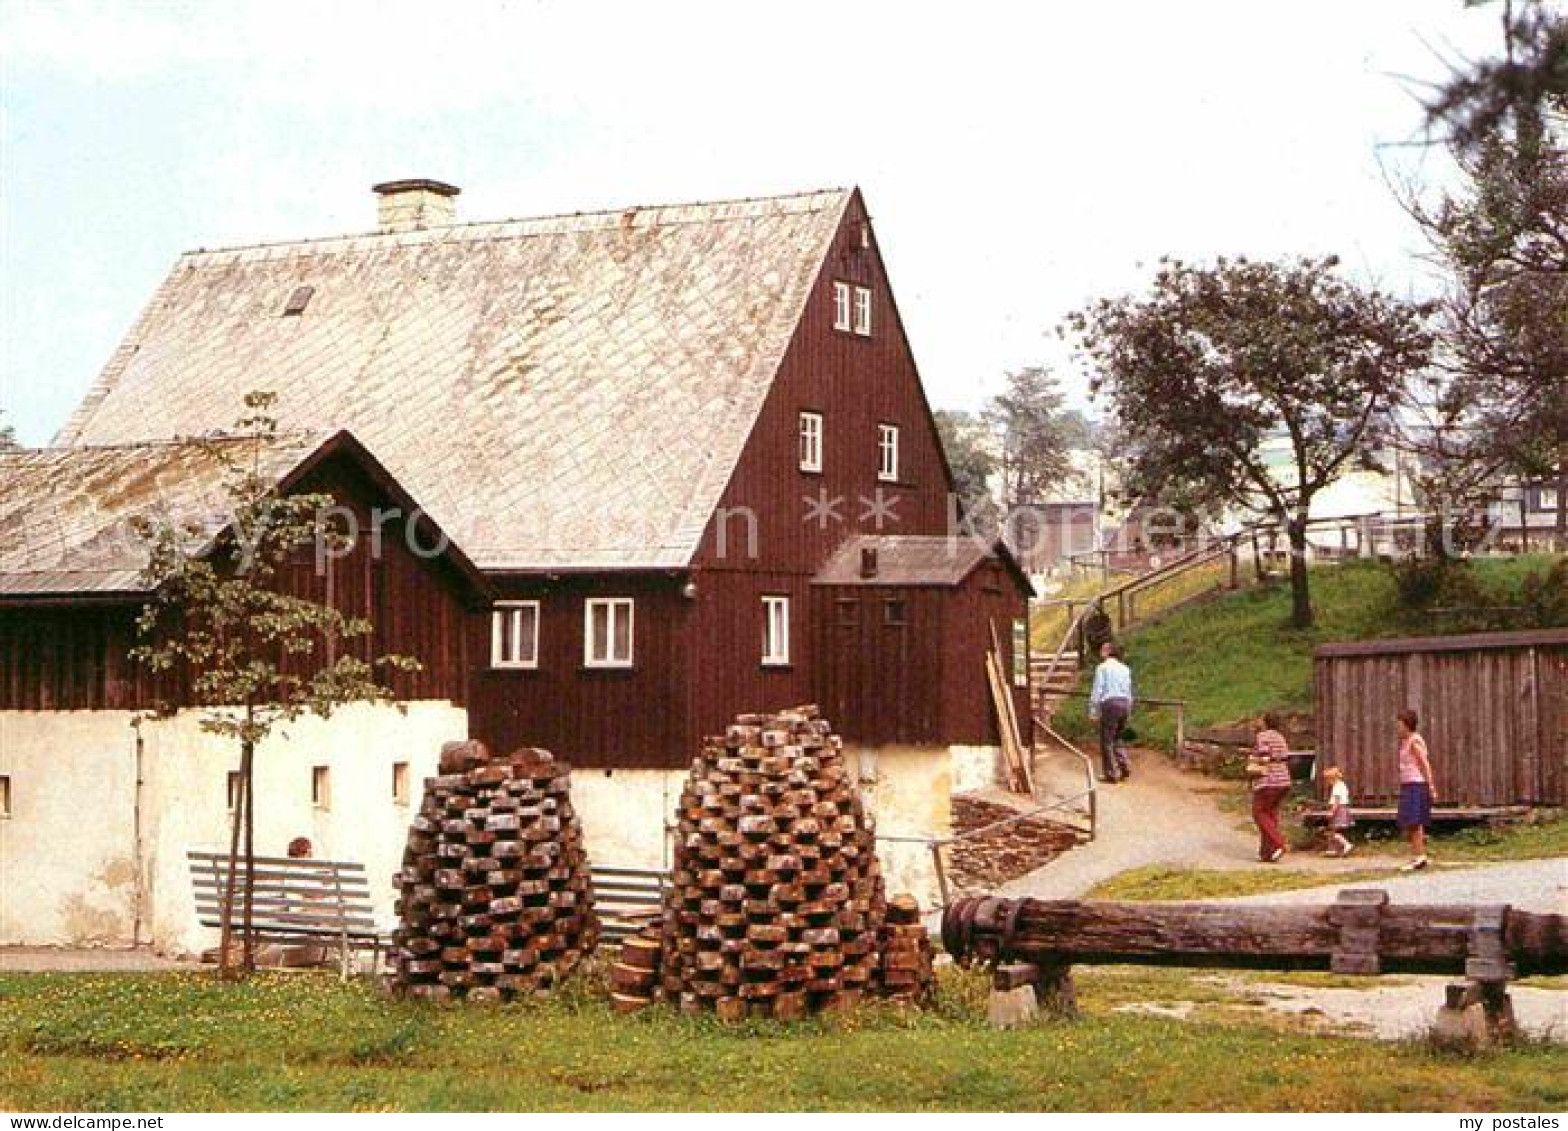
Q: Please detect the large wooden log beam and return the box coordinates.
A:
[942,894,1567,977]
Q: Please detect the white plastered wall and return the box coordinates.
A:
[569,767,684,872]
[0,702,467,954]
[844,745,954,910]
[0,711,142,946]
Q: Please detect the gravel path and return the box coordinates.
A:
[1001,746,1372,900]
[1223,856,1568,915]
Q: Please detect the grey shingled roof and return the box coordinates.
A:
[813,535,1032,593]
[57,188,854,571]
[0,434,326,596]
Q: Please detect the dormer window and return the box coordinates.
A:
[798,411,823,473]
[282,286,314,317]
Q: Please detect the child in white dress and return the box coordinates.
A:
[1322,766,1354,857]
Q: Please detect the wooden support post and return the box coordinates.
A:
[988,963,1042,1028]
[1329,889,1387,975]
[1034,960,1078,1019]
[1228,544,1239,589]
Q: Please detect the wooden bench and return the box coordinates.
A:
[591,866,668,943]
[187,849,386,978]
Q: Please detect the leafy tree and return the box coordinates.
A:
[981,366,1091,507]
[1065,256,1434,628]
[1404,0,1568,546]
[132,392,420,978]
[932,408,997,512]
[0,410,16,449]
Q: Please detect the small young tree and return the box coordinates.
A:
[1065,256,1434,628]
[132,392,420,978]
[0,409,16,449]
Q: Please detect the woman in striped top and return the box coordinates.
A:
[1250,712,1293,863]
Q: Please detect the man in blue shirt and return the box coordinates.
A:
[1088,641,1134,783]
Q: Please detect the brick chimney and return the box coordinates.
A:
[372,179,460,233]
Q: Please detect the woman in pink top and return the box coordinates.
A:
[1395,708,1438,871]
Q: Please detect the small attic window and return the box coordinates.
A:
[282,286,315,316]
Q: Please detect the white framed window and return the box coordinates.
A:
[853,285,873,336]
[877,423,900,482]
[798,411,823,473]
[490,600,540,669]
[832,281,852,330]
[584,598,635,668]
[762,596,790,667]
[392,761,411,806]
[0,774,11,819]
[311,765,331,810]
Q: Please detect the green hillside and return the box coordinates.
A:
[1051,556,1563,752]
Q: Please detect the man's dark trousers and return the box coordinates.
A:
[1098,696,1132,780]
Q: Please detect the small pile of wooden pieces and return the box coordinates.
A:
[608,922,664,1013]
[660,705,887,1020]
[386,740,597,1002]
[876,893,935,1005]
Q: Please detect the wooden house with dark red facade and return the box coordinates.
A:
[2,182,1030,944]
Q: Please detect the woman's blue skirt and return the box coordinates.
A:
[1397,782,1432,828]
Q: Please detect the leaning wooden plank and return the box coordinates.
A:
[985,653,1026,792]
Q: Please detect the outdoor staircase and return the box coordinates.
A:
[1030,650,1082,725]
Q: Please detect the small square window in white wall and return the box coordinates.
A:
[0,774,11,818]
[585,598,635,668]
[491,601,540,668]
[853,285,873,336]
[878,424,900,482]
[392,761,411,806]
[798,411,823,473]
[312,765,331,810]
[832,281,852,330]
[762,596,790,666]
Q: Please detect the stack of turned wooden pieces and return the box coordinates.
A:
[659,705,888,1021]
[608,922,664,1012]
[876,893,935,1005]
[386,740,598,1002]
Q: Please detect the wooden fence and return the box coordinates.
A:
[1314,628,1568,809]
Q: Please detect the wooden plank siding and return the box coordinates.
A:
[1314,630,1568,808]
[467,573,693,769]
[0,450,478,712]
[690,189,955,578]
[810,560,1031,749]
[465,194,1032,767]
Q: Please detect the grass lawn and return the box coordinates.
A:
[1085,865,1397,902]
[1,968,1564,1111]
[1342,813,1568,862]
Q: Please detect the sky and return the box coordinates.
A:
[0,0,1506,447]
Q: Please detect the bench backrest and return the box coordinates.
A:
[187,850,380,942]
[592,865,667,941]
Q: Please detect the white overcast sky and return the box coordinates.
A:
[0,0,1505,446]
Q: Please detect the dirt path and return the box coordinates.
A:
[1002,746,1391,900]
